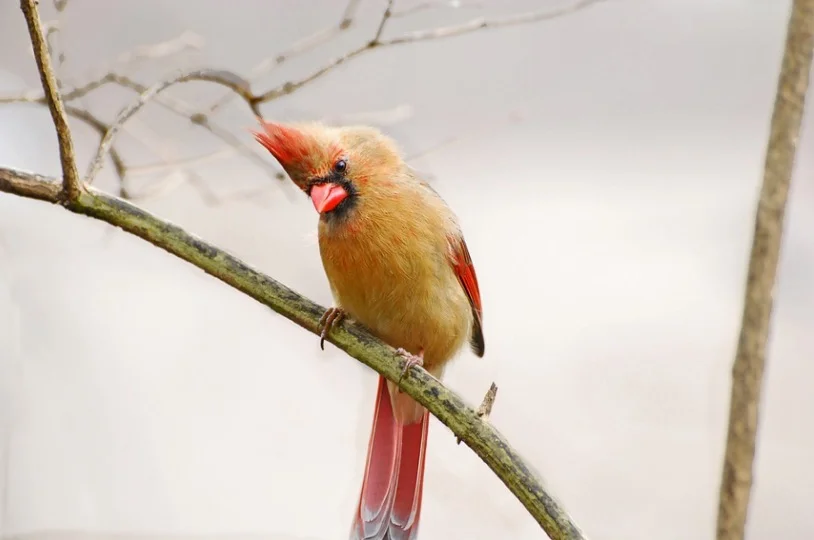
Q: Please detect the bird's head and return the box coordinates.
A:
[252,120,403,221]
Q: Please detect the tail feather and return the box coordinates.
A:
[350,376,430,540]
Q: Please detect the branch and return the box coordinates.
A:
[457,382,497,445]
[2,1,604,195]
[0,73,124,104]
[83,68,258,186]
[372,0,395,43]
[0,71,284,195]
[716,1,814,539]
[383,0,605,45]
[64,105,129,196]
[204,0,363,115]
[113,30,204,67]
[252,0,606,105]
[0,166,588,540]
[19,0,81,201]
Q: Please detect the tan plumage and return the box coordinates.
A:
[253,120,484,540]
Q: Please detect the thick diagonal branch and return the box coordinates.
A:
[716,1,814,540]
[0,166,588,540]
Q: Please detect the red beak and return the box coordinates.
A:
[310,183,348,214]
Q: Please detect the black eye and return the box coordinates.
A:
[334,159,347,173]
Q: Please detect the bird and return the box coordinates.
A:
[253,119,484,539]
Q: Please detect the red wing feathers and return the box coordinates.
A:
[449,235,485,357]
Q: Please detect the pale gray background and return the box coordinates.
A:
[0,1,812,539]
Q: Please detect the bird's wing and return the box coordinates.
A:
[448,233,485,357]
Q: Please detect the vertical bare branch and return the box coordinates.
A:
[716,2,814,539]
[19,0,81,202]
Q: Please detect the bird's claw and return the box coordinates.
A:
[396,347,425,385]
[318,307,345,350]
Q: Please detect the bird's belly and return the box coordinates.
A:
[326,259,471,375]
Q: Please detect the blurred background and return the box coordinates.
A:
[0,0,812,539]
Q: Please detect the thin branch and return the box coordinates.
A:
[405,110,522,161]
[44,0,71,84]
[19,0,81,201]
[126,169,189,202]
[0,165,588,540]
[103,74,287,184]
[42,20,65,76]
[0,70,285,194]
[127,147,237,177]
[64,105,129,196]
[185,175,275,208]
[476,382,498,419]
[372,0,395,43]
[252,47,370,103]
[340,0,362,27]
[3,1,604,198]
[204,0,363,115]
[252,0,605,105]
[83,69,258,185]
[113,30,204,67]
[715,1,814,539]
[0,73,120,104]
[457,382,497,444]
[383,0,606,45]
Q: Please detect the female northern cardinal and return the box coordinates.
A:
[253,120,484,539]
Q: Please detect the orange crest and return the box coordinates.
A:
[253,122,308,165]
[252,120,345,188]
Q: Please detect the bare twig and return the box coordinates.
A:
[373,0,395,43]
[406,110,522,161]
[457,382,498,444]
[3,0,604,200]
[476,382,498,419]
[45,0,71,80]
[340,0,362,28]
[127,147,237,177]
[383,0,606,45]
[0,70,284,194]
[20,0,81,201]
[113,30,204,67]
[204,0,363,115]
[0,73,120,104]
[42,20,65,74]
[102,74,287,184]
[0,165,588,540]
[186,175,275,208]
[83,68,258,185]
[252,0,605,105]
[715,2,814,540]
[64,105,129,196]
[3,0,603,206]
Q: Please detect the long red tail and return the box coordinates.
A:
[349,375,430,540]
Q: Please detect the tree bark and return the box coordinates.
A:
[716,2,814,539]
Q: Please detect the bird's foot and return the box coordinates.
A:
[396,347,425,385]
[318,307,345,350]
